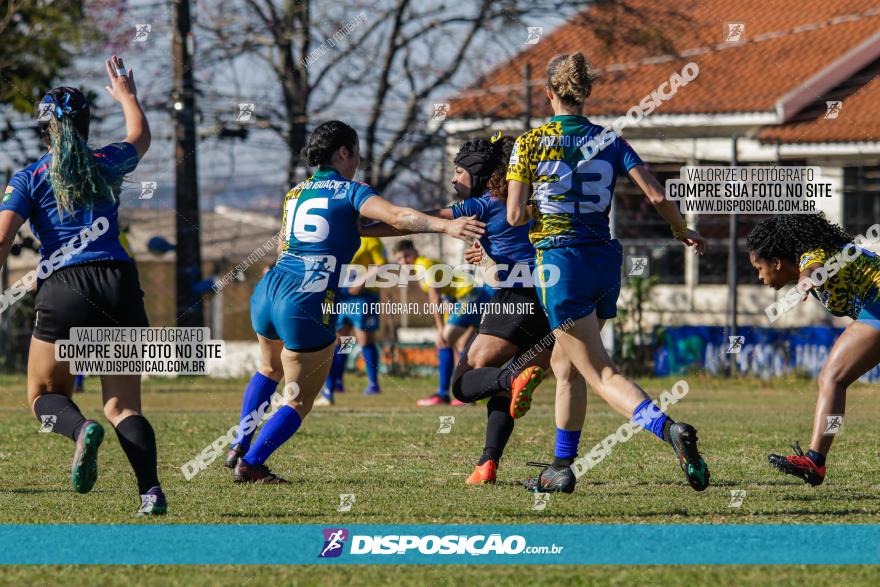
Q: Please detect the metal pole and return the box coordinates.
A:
[172,0,204,327]
[728,136,739,376]
[523,63,532,131]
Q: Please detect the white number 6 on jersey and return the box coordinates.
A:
[284,197,330,243]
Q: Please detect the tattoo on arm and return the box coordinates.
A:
[398,212,433,234]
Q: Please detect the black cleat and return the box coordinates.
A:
[233,461,290,484]
[224,445,245,469]
[522,461,577,494]
[136,485,168,516]
[667,422,710,491]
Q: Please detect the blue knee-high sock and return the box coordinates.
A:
[324,346,346,391]
[437,348,454,398]
[74,374,85,389]
[242,405,302,466]
[555,428,581,459]
[232,372,279,450]
[362,343,379,386]
[632,398,669,441]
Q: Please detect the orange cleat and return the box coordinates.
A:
[466,460,497,485]
[509,366,544,419]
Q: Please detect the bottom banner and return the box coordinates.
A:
[0,524,878,565]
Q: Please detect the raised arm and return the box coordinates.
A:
[628,164,706,254]
[104,55,150,159]
[359,208,453,237]
[359,197,483,242]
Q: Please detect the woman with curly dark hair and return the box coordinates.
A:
[747,212,880,486]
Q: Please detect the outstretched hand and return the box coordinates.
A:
[445,215,485,243]
[104,55,138,102]
[678,228,707,255]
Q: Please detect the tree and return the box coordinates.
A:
[0,0,93,113]
[194,0,642,195]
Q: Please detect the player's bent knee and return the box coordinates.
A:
[818,365,851,391]
[260,366,284,382]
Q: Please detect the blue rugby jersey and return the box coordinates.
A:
[507,115,642,249]
[451,192,534,286]
[1,142,139,267]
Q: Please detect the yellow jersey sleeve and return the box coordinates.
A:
[506,132,534,184]
[799,249,830,272]
[118,231,135,261]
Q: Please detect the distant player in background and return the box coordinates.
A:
[748,213,880,486]
[316,236,387,406]
[391,239,492,406]
[0,57,166,514]
[507,52,710,493]
[223,120,483,483]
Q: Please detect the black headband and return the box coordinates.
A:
[454,148,500,196]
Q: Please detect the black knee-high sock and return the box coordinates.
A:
[33,394,87,441]
[480,396,516,464]
[453,367,514,403]
[114,415,160,494]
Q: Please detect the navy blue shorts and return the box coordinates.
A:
[856,296,880,330]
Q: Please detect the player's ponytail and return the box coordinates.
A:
[39,88,115,217]
[303,120,359,167]
[547,52,597,109]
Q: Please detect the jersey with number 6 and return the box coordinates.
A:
[276,167,376,276]
[506,114,642,250]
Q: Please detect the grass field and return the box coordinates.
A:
[0,372,878,584]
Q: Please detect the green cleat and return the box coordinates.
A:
[667,422,710,491]
[71,420,104,494]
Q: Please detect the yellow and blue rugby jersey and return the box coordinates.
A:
[415,255,473,299]
[506,115,642,250]
[799,246,880,319]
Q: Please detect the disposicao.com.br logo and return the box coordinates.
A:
[318,528,563,558]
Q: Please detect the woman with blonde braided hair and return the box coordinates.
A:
[506,52,710,493]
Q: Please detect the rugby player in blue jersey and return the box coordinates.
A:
[507,53,710,493]
[0,57,166,514]
[362,134,584,484]
[223,121,484,483]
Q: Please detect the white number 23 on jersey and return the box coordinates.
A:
[533,159,614,214]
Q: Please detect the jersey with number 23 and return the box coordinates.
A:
[506,114,642,250]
